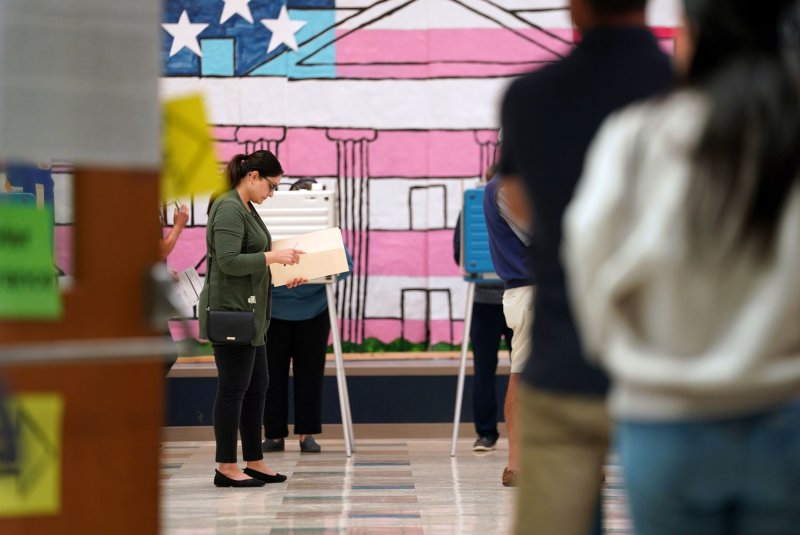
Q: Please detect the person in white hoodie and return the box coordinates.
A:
[564,0,800,533]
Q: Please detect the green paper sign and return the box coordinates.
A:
[0,205,61,319]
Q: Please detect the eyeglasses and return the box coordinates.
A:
[264,176,279,192]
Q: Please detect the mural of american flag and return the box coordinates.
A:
[154,0,681,350]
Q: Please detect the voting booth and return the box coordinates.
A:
[254,187,356,456]
[451,187,498,456]
[254,188,337,240]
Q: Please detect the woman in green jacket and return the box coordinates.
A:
[199,149,305,488]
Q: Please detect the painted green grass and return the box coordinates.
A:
[177,337,508,355]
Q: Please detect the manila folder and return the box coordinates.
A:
[270,227,349,287]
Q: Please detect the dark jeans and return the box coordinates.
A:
[264,310,329,438]
[213,343,268,463]
[471,301,513,440]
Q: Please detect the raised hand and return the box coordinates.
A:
[174,204,190,228]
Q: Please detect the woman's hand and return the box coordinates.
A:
[173,204,190,228]
[265,249,305,265]
[286,277,308,289]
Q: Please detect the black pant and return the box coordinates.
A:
[213,343,268,463]
[264,310,329,438]
[471,302,513,440]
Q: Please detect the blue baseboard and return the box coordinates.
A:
[167,374,509,427]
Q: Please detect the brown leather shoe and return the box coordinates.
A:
[502,467,519,487]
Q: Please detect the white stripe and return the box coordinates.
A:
[370,178,480,230]
[338,0,559,30]
[161,77,512,129]
[365,275,473,319]
[338,0,564,11]
[334,0,418,30]
[516,11,572,28]
[53,173,74,224]
[335,0,679,29]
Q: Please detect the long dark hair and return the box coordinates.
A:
[208,150,284,214]
[224,150,283,189]
[685,0,800,258]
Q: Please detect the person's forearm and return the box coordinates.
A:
[160,225,184,260]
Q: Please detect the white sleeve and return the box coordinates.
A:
[562,108,644,362]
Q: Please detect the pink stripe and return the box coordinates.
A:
[169,318,466,345]
[55,226,73,276]
[165,227,207,274]
[281,128,339,177]
[327,129,377,141]
[169,319,200,341]
[214,129,498,178]
[363,230,461,277]
[216,140,248,163]
[651,27,678,39]
[213,127,237,141]
[235,127,285,143]
[335,28,573,79]
[164,229,463,278]
[370,130,489,178]
[337,63,541,79]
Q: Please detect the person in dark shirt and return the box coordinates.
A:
[453,177,513,452]
[498,0,674,533]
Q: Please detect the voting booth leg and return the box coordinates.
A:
[327,284,355,452]
[338,329,355,453]
[339,345,355,453]
[326,283,355,456]
[451,281,475,457]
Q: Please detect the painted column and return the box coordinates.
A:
[235,127,287,158]
[474,129,500,178]
[326,128,377,347]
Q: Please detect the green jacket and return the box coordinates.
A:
[199,189,272,346]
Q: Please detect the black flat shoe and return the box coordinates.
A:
[243,467,288,483]
[213,470,265,488]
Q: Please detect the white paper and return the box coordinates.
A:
[176,267,202,308]
[270,227,349,287]
[184,268,204,296]
[0,0,161,166]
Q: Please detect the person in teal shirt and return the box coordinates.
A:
[262,178,354,454]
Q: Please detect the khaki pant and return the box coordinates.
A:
[514,385,611,535]
[502,286,535,374]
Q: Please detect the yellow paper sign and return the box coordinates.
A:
[161,94,223,201]
[0,393,64,517]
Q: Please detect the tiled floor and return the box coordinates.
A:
[161,439,631,534]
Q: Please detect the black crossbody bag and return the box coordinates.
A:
[206,223,255,345]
